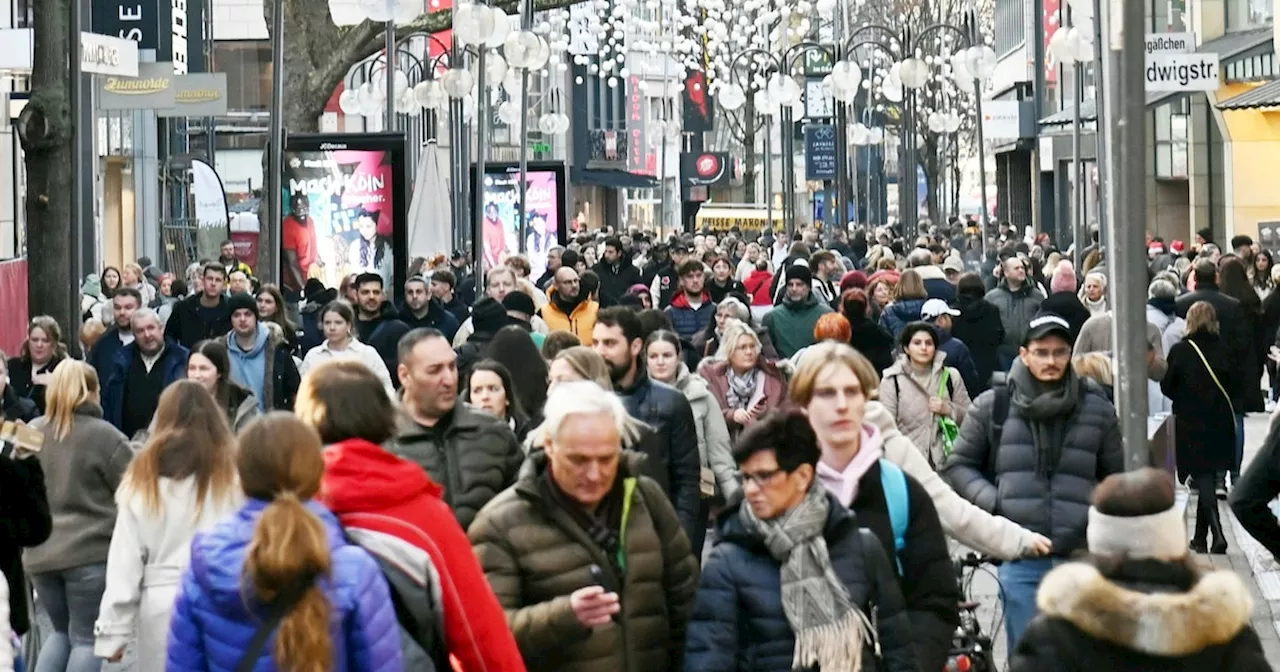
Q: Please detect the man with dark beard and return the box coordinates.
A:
[540,267,598,345]
[592,307,704,555]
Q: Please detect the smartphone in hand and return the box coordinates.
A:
[588,564,622,623]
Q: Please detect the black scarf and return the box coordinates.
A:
[552,289,584,317]
[1008,360,1081,478]
[1147,296,1176,316]
[541,467,626,577]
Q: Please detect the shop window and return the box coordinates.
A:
[1154,100,1189,180]
[994,0,1025,55]
[1226,0,1273,31]
[213,41,273,112]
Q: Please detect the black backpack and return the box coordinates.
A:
[985,372,1011,479]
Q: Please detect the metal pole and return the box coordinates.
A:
[70,0,84,327]
[516,0,532,252]
[1090,0,1109,244]
[764,114,773,234]
[267,0,285,284]
[658,99,669,234]
[473,47,489,297]
[1071,60,1083,269]
[1102,0,1149,468]
[385,13,397,131]
[782,106,795,237]
[974,84,990,261]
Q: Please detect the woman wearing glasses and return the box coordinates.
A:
[701,319,786,442]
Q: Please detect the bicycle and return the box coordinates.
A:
[946,552,1004,672]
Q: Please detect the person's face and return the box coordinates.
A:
[186,352,220,392]
[604,245,620,264]
[546,412,622,510]
[729,334,760,371]
[292,198,310,218]
[682,270,705,295]
[786,278,809,302]
[592,323,639,382]
[221,242,235,259]
[583,247,598,266]
[231,309,257,337]
[113,295,140,330]
[123,267,141,285]
[713,260,731,281]
[548,358,589,390]
[1020,335,1072,382]
[804,363,867,448]
[399,337,460,418]
[159,277,173,297]
[357,216,377,242]
[204,271,226,298]
[671,250,688,266]
[746,243,760,261]
[906,331,936,366]
[933,314,953,333]
[554,269,580,299]
[229,273,249,294]
[322,312,351,343]
[468,369,509,419]
[872,283,891,306]
[256,292,278,318]
[485,204,499,220]
[547,248,562,270]
[430,279,452,300]
[405,281,430,311]
[1004,259,1027,284]
[487,273,515,301]
[715,305,736,332]
[739,449,812,521]
[645,340,680,384]
[357,282,384,313]
[103,269,120,289]
[134,316,164,355]
[1258,255,1271,272]
[27,327,53,363]
[1084,277,1104,301]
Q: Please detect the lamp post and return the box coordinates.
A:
[1048,8,1095,269]
[954,9,997,258]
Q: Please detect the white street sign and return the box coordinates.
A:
[1146,32,1195,55]
[81,32,139,78]
[1146,52,1220,91]
[981,100,1022,139]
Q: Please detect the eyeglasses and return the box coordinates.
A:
[736,467,786,487]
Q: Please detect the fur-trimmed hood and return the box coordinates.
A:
[1036,561,1253,657]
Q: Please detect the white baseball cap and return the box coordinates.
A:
[920,298,961,321]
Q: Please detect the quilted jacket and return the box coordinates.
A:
[165,499,404,671]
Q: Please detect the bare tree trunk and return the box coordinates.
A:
[743,96,757,204]
[21,0,74,332]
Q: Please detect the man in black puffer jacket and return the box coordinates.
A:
[592,307,703,556]
[943,312,1123,659]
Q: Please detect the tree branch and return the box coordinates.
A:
[399,0,581,37]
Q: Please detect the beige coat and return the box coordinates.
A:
[879,353,971,468]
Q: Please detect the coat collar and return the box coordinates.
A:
[1035,560,1253,656]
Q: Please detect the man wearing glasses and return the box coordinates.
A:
[942,311,1123,659]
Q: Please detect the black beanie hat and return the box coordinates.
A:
[784,262,813,285]
[228,292,259,318]
[472,297,507,333]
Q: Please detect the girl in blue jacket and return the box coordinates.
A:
[165,412,403,672]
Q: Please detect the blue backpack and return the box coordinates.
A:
[878,458,910,575]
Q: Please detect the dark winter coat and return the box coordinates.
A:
[614,375,703,547]
[684,493,917,672]
[762,293,833,359]
[165,293,231,349]
[389,403,525,531]
[468,451,700,672]
[706,277,746,305]
[665,292,717,369]
[942,366,1125,556]
[399,297,462,342]
[1162,331,1238,477]
[101,340,191,434]
[879,298,928,339]
[0,385,37,423]
[849,460,960,672]
[1010,557,1270,672]
[0,455,50,634]
[937,330,981,395]
[594,257,644,305]
[86,328,130,386]
[951,293,1005,394]
[985,280,1045,360]
[5,355,63,415]
[1039,291,1092,340]
[700,360,787,443]
[355,302,411,389]
[165,499,404,672]
[1175,284,1251,407]
[847,317,896,373]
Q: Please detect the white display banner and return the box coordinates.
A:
[981,100,1022,139]
[191,159,229,232]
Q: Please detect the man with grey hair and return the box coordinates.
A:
[102,307,190,438]
[537,245,566,290]
[909,246,956,302]
[1146,276,1186,414]
[469,381,699,672]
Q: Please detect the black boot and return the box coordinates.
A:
[1191,501,1210,554]
[1208,501,1229,554]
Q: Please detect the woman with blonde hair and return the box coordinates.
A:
[24,361,131,672]
[94,380,242,668]
[547,345,612,390]
[166,413,402,671]
[880,269,930,338]
[7,315,68,414]
[120,262,156,307]
[702,319,787,441]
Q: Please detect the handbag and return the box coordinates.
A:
[1187,340,1235,417]
[936,369,961,458]
[234,573,317,672]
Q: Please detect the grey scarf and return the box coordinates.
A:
[1008,360,1081,478]
[726,368,758,410]
[739,485,873,672]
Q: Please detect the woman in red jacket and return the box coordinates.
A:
[297,358,527,672]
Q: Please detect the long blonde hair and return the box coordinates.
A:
[44,360,100,441]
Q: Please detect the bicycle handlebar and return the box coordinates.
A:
[954,552,1003,569]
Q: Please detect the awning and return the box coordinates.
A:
[694,205,784,232]
[1040,100,1097,125]
[1218,79,1280,109]
[570,167,658,190]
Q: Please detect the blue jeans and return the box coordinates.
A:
[31,563,107,672]
[1234,413,1246,481]
[998,557,1058,659]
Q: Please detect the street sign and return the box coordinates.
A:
[803,47,834,76]
[981,100,1023,139]
[803,124,837,181]
[1145,52,1220,91]
[531,142,551,153]
[1146,32,1195,55]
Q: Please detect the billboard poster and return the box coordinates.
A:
[475,161,568,279]
[281,132,408,301]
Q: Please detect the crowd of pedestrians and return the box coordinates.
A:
[0,225,1273,671]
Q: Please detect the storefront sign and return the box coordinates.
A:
[99,61,176,109]
[626,75,650,175]
[91,0,205,72]
[93,0,162,50]
[981,100,1023,139]
[681,152,731,187]
[158,72,227,116]
[803,124,837,180]
[81,32,139,77]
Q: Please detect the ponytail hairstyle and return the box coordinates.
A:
[237,413,333,671]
